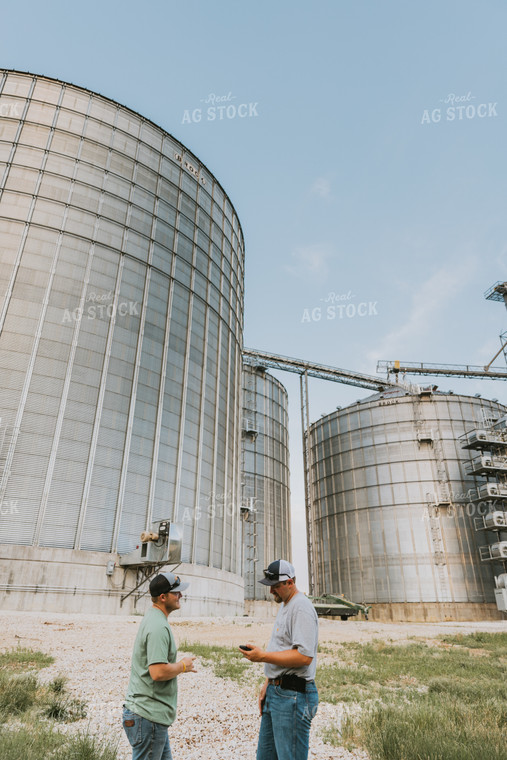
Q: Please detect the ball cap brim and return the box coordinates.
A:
[149,571,189,596]
[259,559,296,586]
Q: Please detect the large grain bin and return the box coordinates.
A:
[241,365,291,604]
[0,70,245,614]
[309,387,506,621]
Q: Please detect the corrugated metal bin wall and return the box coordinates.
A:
[309,389,507,620]
[242,365,291,600]
[0,70,244,584]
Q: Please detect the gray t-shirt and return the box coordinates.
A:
[264,592,318,681]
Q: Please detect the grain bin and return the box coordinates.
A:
[0,70,245,614]
[309,386,507,621]
[242,365,291,604]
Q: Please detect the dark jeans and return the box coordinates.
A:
[256,682,319,760]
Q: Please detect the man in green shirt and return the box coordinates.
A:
[123,572,196,760]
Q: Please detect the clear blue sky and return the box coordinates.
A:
[3,0,507,590]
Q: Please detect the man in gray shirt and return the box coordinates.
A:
[240,559,319,760]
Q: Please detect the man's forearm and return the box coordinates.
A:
[149,661,184,681]
[261,649,312,668]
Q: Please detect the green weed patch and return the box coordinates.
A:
[0,647,54,671]
[178,640,253,682]
[0,725,119,760]
[0,646,115,760]
[317,633,507,760]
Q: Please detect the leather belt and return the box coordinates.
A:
[268,674,313,693]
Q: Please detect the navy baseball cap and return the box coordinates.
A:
[149,572,189,596]
[259,559,296,586]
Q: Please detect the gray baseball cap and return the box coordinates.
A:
[149,572,189,596]
[259,559,296,586]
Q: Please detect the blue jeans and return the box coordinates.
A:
[256,682,319,760]
[123,707,173,760]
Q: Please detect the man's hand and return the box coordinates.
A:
[149,656,197,681]
[258,678,268,716]
[240,645,311,669]
[180,655,197,673]
[238,643,265,662]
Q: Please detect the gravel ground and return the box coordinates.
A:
[1,611,506,759]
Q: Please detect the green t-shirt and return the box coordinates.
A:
[125,607,178,726]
